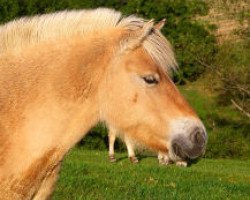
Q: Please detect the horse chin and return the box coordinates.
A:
[172,142,189,160]
[169,135,206,163]
[168,143,188,163]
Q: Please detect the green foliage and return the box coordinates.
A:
[52,149,250,200]
[212,39,250,114]
[78,124,108,151]
[0,0,19,23]
[78,124,127,152]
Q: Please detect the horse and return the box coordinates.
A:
[108,125,139,163]
[0,8,207,199]
[108,125,188,167]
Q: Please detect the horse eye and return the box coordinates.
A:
[142,75,159,85]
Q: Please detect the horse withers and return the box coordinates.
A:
[0,8,207,199]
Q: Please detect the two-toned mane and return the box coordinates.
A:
[0,8,177,71]
[0,8,207,199]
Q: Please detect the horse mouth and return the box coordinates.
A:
[172,142,189,160]
[171,135,206,160]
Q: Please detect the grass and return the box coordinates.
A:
[52,149,250,200]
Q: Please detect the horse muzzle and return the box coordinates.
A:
[169,118,207,160]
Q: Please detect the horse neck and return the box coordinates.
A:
[0,34,116,198]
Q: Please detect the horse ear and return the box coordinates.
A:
[122,19,154,51]
[136,19,154,42]
[154,18,166,30]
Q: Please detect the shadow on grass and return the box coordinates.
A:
[114,154,203,168]
[112,155,157,163]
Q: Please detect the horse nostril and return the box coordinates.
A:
[191,128,206,146]
[172,143,187,160]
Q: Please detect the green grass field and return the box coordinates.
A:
[52,149,250,200]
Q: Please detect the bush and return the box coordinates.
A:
[0,0,19,23]
[205,113,250,159]
[78,124,127,152]
[77,124,108,151]
[212,40,250,117]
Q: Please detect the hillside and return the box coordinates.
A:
[196,0,249,43]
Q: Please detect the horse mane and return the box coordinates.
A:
[0,8,177,72]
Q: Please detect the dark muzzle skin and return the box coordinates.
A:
[172,126,207,161]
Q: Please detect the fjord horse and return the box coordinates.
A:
[0,8,207,199]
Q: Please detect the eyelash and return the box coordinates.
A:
[142,75,159,85]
